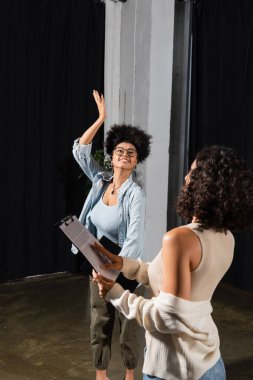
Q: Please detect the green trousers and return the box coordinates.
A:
[89,278,140,370]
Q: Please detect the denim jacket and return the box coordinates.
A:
[71,139,145,259]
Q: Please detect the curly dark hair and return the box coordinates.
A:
[176,145,253,232]
[104,124,152,163]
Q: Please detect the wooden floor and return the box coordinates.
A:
[0,272,252,380]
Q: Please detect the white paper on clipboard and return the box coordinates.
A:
[59,215,119,281]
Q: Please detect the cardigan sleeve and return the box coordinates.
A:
[121,257,150,285]
[106,285,214,339]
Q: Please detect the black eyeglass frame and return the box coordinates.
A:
[113,147,138,158]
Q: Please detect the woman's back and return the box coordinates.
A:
[185,223,235,301]
[148,223,234,302]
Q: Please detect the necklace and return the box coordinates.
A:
[110,183,121,195]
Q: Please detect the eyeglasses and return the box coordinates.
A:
[114,147,137,158]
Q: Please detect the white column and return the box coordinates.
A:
[104,0,175,261]
[104,0,122,130]
[144,0,175,260]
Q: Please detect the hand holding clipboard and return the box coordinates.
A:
[57,215,119,281]
[57,215,138,291]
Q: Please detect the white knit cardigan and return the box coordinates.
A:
[106,257,220,380]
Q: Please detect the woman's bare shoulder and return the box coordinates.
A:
[163,226,196,240]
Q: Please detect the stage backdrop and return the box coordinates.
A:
[0,0,105,281]
[190,0,253,290]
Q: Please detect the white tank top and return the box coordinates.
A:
[186,223,235,300]
[148,223,235,302]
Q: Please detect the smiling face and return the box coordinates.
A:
[111,142,138,171]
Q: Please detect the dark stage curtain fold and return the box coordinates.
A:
[190,0,253,290]
[0,0,105,281]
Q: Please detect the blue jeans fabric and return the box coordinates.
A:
[199,357,226,380]
[143,375,164,380]
[143,357,226,380]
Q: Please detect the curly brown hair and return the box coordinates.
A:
[176,145,253,232]
[104,124,152,163]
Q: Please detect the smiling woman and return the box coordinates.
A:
[71,91,152,380]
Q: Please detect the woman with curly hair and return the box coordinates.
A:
[72,90,152,380]
[92,145,253,380]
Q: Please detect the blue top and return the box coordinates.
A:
[90,196,120,244]
[71,139,145,259]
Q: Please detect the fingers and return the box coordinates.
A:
[92,269,107,283]
[93,273,114,286]
[92,90,100,104]
[100,263,116,270]
[92,269,98,279]
[93,89,104,103]
[92,276,114,292]
[90,242,123,271]
[98,284,106,298]
[92,270,115,299]
[90,242,114,260]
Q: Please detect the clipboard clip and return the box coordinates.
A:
[54,214,74,227]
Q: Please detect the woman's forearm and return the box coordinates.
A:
[79,117,104,145]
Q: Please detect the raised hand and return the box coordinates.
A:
[93,90,106,122]
[90,242,123,271]
[79,90,106,144]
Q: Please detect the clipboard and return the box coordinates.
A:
[57,215,119,281]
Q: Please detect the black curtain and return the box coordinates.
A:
[190,0,253,290]
[0,0,105,281]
